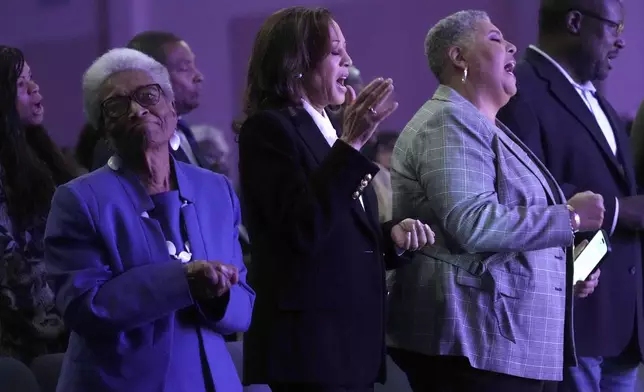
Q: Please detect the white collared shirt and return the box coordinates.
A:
[529,45,619,234]
[175,117,199,166]
[176,129,199,166]
[301,99,364,209]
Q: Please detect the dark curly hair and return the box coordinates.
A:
[0,46,76,231]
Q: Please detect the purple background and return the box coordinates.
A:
[3,0,643,148]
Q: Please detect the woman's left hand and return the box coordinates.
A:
[208,262,239,297]
[391,219,435,251]
[215,263,239,285]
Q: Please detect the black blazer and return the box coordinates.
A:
[497,47,644,358]
[239,107,405,386]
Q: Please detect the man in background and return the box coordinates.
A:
[497,1,644,390]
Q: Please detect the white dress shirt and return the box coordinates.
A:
[530,45,619,234]
[176,129,199,166]
[301,99,364,209]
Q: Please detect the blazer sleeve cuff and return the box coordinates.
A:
[328,140,380,201]
[196,283,253,335]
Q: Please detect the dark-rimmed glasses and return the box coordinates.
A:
[100,83,163,119]
[573,9,624,35]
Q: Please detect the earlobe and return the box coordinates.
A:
[566,11,583,35]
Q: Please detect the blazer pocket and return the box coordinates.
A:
[490,269,532,343]
[456,265,532,343]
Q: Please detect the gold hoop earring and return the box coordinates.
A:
[462,67,468,83]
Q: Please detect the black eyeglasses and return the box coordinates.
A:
[573,9,624,35]
[100,83,163,119]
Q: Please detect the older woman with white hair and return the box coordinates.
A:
[386,10,607,392]
[44,48,255,392]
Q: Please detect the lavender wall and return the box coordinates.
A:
[2,0,642,149]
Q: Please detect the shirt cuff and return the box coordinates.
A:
[610,197,619,235]
[395,246,406,256]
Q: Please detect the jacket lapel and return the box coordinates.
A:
[290,108,333,165]
[495,121,563,204]
[112,159,169,265]
[289,107,379,242]
[526,48,626,181]
[595,93,636,192]
[174,160,207,259]
[435,86,563,204]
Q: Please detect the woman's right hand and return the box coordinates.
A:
[340,78,398,150]
[567,191,605,231]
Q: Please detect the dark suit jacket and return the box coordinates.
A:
[238,106,406,386]
[497,47,644,358]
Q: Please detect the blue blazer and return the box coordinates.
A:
[44,158,255,392]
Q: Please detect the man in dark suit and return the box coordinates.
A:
[497,0,644,390]
[92,31,207,170]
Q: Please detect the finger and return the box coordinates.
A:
[409,229,419,250]
[423,224,436,245]
[574,282,590,297]
[227,265,240,284]
[415,221,427,248]
[373,83,396,110]
[203,264,219,284]
[374,101,398,124]
[216,277,230,296]
[344,85,356,106]
[404,232,411,250]
[352,78,384,106]
[360,81,393,114]
[591,268,601,279]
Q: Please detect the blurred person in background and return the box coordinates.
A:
[191,124,233,178]
[0,45,76,364]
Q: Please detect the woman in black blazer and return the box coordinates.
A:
[237,6,434,392]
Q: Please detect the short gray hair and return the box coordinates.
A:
[424,10,490,82]
[82,47,174,128]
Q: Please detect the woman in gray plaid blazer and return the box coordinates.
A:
[386,10,605,392]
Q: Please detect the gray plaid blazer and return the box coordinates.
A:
[387,85,576,381]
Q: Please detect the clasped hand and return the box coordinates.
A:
[391,218,436,251]
[184,261,239,300]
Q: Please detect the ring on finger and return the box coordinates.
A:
[368,107,377,116]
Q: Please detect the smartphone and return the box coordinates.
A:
[573,229,611,283]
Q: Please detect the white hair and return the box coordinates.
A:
[82,47,174,128]
[424,10,490,82]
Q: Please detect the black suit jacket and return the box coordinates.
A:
[497,47,644,358]
[239,107,406,386]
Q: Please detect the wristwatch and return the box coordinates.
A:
[566,204,581,233]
